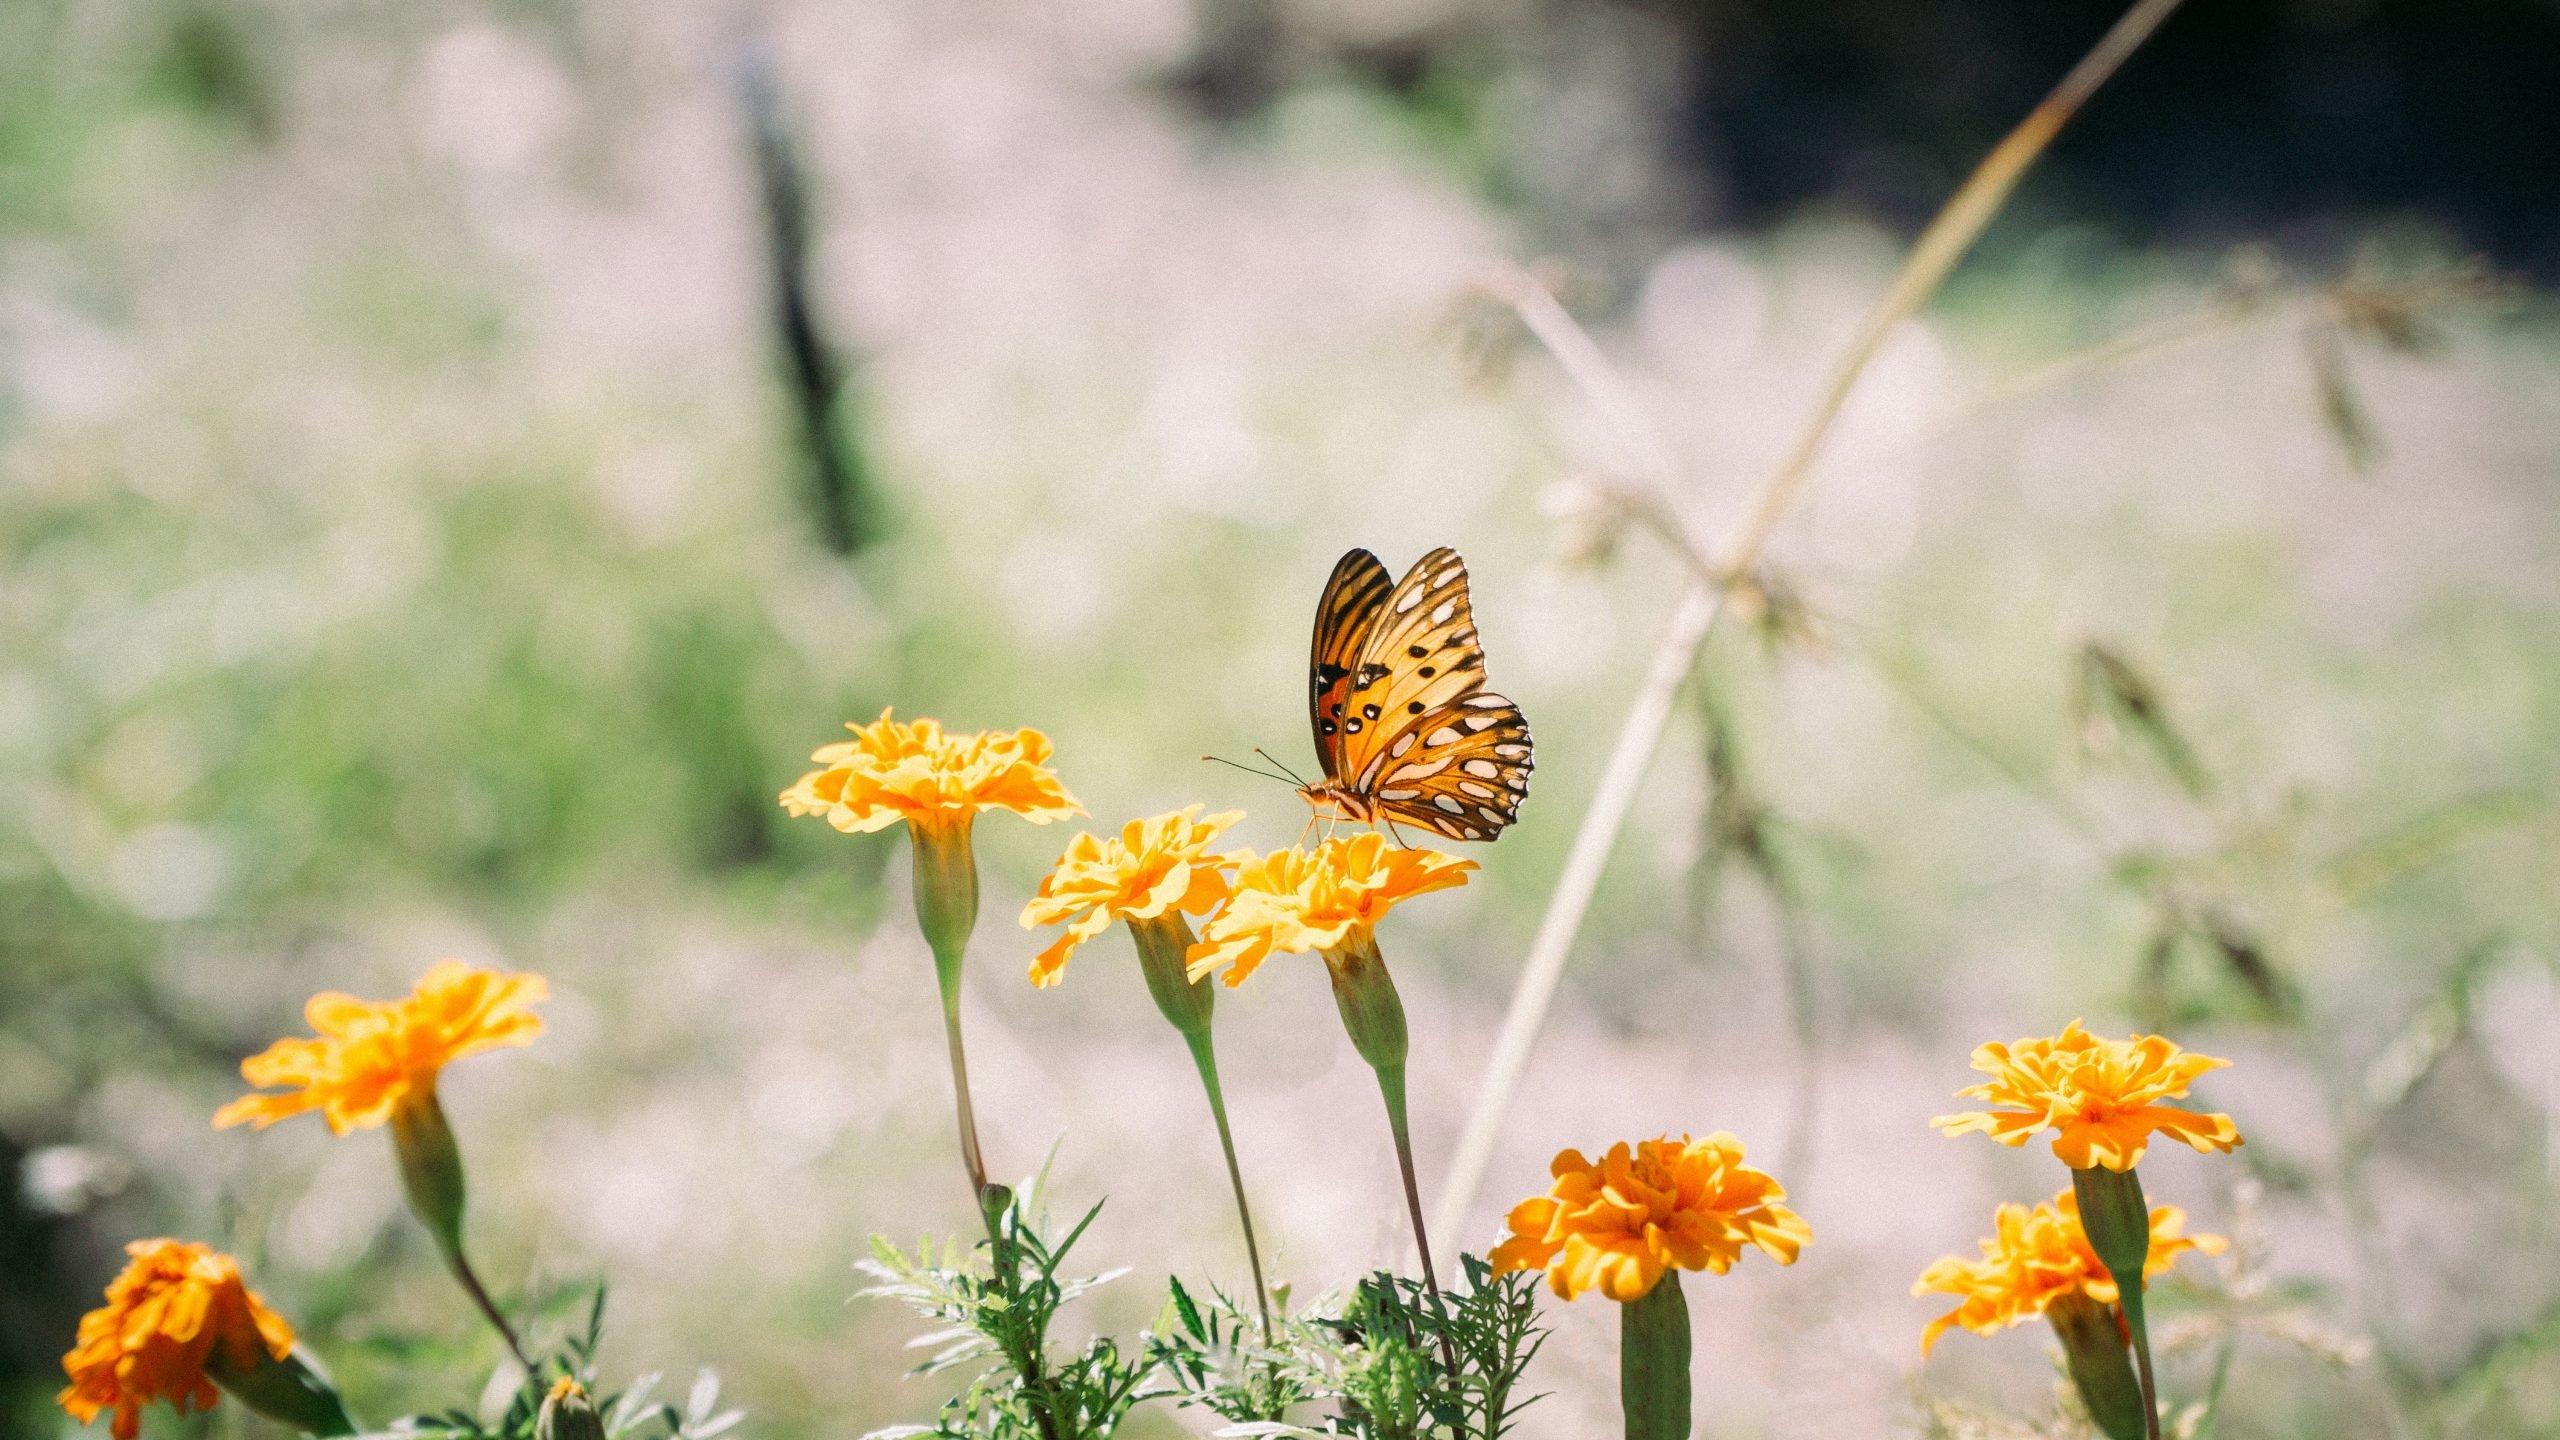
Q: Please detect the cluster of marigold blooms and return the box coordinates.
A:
[62,712,2242,1440]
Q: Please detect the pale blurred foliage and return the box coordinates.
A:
[3,1,2557,1438]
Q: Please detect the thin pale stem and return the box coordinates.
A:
[936,971,992,1199]
[1433,0,2191,1237]
[1480,264,1684,489]
[1184,1029,1275,1337]
[442,1243,534,1374]
[1376,1062,1462,1377]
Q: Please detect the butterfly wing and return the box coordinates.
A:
[1368,694,1533,842]
[1331,548,1534,840]
[1309,549,1394,781]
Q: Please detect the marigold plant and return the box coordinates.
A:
[1490,1134,1810,1303]
[59,1240,300,1440]
[1931,1019,2243,1172]
[213,961,547,1134]
[217,960,549,1370]
[1021,806,1273,1330]
[783,709,1084,1209]
[1915,1188,2225,1353]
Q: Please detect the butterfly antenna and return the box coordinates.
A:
[1202,754,1301,788]
[1253,747,1310,788]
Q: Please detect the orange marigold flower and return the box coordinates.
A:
[1932,1019,2242,1171]
[1184,832,1474,987]
[780,709,1082,836]
[58,1240,295,1440]
[1488,1133,1810,1303]
[1020,807,1241,987]
[1914,1188,2225,1353]
[213,961,546,1135]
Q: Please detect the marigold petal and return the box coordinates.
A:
[2134,1104,2243,1155]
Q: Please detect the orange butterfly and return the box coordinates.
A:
[1297,547,1533,842]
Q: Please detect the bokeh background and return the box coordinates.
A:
[5,0,2557,1436]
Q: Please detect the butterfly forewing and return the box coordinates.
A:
[1320,547,1534,841]
[1309,549,1393,781]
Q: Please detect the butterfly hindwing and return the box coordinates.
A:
[1368,694,1532,842]
[1309,549,1393,782]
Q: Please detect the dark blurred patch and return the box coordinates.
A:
[1669,0,2560,273]
[1159,0,2560,275]
[147,3,279,142]
[735,35,881,559]
[0,1133,81,1437]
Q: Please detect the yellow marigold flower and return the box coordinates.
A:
[214,961,547,1135]
[58,1240,295,1440]
[1932,1019,2243,1171]
[780,709,1082,836]
[1020,807,1241,987]
[1489,1134,1810,1303]
[1184,832,1475,987]
[1914,1188,2226,1354]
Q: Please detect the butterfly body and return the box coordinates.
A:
[1297,780,1380,826]
[1301,547,1533,843]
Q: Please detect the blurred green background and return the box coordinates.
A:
[4,1,2556,1437]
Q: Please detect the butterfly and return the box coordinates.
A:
[1297,547,1533,842]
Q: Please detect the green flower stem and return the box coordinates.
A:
[1324,931,1460,1376]
[909,818,993,1201]
[1619,1272,1690,1440]
[208,1343,360,1437]
[390,1087,533,1372]
[1130,912,1275,1336]
[1183,1028,1275,1338]
[2047,1292,2147,1440]
[2073,1165,2163,1440]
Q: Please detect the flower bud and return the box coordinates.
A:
[1321,931,1408,1075]
[1127,913,1214,1039]
[2069,1165,2154,1306]
[390,1086,469,1265]
[536,1378,607,1440]
[908,818,981,1000]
